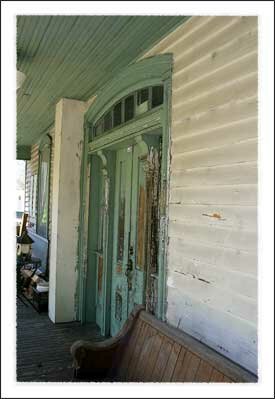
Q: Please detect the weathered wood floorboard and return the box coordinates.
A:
[16,298,103,382]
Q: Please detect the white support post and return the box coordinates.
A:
[49,98,85,323]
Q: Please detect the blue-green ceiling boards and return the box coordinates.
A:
[17,15,188,147]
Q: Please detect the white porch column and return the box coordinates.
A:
[49,98,85,323]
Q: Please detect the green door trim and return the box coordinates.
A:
[77,53,173,326]
[85,54,172,124]
[88,107,163,153]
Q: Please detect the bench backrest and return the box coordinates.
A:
[116,310,257,382]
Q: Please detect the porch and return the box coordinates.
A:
[14,13,259,380]
[16,298,103,382]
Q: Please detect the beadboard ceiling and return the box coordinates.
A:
[17,15,188,147]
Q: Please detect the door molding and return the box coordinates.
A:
[77,54,173,326]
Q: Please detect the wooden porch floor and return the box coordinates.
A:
[16,297,103,382]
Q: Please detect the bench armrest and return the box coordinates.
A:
[70,305,144,378]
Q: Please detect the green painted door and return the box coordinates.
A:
[110,142,149,336]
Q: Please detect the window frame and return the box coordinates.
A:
[36,136,51,239]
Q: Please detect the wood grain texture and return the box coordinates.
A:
[127,321,148,380]
[162,341,181,381]
[171,346,187,381]
[132,323,151,381]
[143,332,163,382]
[118,317,143,379]
[182,352,201,382]
[194,359,213,382]
[70,307,257,382]
[210,368,225,382]
[150,336,173,381]
[17,299,103,382]
[136,325,159,381]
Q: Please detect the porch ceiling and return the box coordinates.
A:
[17,15,188,147]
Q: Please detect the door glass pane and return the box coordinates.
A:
[152,85,164,108]
[136,159,147,269]
[98,174,105,252]
[124,95,134,122]
[117,161,126,262]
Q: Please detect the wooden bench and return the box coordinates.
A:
[71,306,257,382]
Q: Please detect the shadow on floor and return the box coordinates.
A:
[16,297,104,382]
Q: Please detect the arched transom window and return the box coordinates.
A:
[94,85,164,137]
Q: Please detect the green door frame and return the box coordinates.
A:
[77,54,173,329]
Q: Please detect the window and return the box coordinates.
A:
[29,174,37,218]
[37,141,51,238]
[93,85,164,137]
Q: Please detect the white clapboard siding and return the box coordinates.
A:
[171,138,257,170]
[173,29,257,84]
[172,117,257,154]
[24,161,32,214]
[142,16,258,373]
[170,184,257,206]
[24,144,39,231]
[171,257,257,300]
[172,72,257,121]
[166,287,257,374]
[167,269,257,324]
[173,52,257,104]
[168,237,257,276]
[169,204,257,231]
[172,96,257,136]
[170,162,257,187]
[168,220,257,252]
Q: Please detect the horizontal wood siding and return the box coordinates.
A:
[24,161,31,214]
[24,144,39,230]
[142,16,258,374]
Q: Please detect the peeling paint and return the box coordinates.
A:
[197,277,211,284]
[202,212,226,220]
[217,345,229,354]
[212,51,217,59]
[167,276,174,287]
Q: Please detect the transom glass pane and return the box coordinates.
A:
[113,102,122,127]
[137,88,149,115]
[124,95,134,122]
[95,118,104,136]
[104,111,112,132]
[152,85,164,108]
